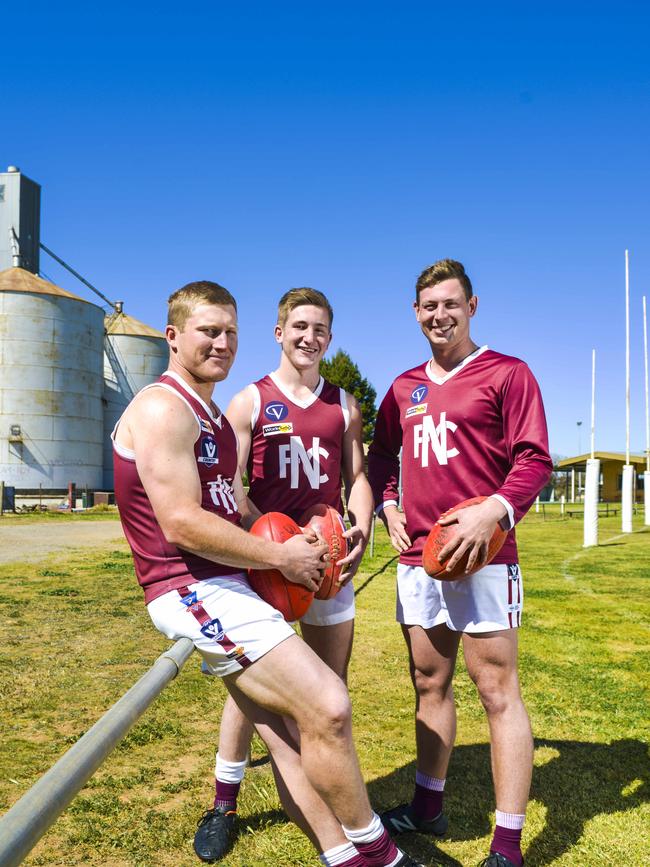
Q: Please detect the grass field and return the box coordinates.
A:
[0,514,648,866]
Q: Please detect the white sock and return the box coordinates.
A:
[319,841,360,865]
[341,811,384,844]
[415,770,445,791]
[495,809,526,830]
[215,752,247,783]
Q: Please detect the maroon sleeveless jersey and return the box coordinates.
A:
[113,371,242,604]
[247,374,346,522]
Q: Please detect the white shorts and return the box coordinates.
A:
[147,574,295,678]
[396,563,523,633]
[300,580,355,627]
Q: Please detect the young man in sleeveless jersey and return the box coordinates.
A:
[195,287,375,863]
[113,281,421,867]
[368,260,553,867]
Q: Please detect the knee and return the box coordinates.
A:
[309,680,352,739]
[412,664,453,702]
[472,671,520,717]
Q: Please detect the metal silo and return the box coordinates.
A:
[102,306,168,488]
[0,267,105,490]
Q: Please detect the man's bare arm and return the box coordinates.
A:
[226,386,263,530]
[337,394,373,584]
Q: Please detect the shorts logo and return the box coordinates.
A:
[226,645,245,659]
[411,385,428,404]
[263,422,294,436]
[405,404,427,418]
[200,618,225,642]
[198,436,219,466]
[200,418,214,435]
[508,564,520,580]
[264,402,289,421]
[180,591,199,607]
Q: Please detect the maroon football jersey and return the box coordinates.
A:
[368,348,552,566]
[113,371,242,604]
[246,374,346,522]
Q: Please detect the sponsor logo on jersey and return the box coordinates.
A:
[200,617,225,642]
[279,435,330,489]
[264,401,289,421]
[226,645,245,659]
[263,422,294,436]
[198,436,219,466]
[413,412,459,467]
[200,418,214,435]
[405,403,427,418]
[411,384,429,404]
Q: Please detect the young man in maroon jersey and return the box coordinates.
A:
[194,287,375,864]
[113,282,420,867]
[368,260,552,867]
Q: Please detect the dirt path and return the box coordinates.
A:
[0,520,126,564]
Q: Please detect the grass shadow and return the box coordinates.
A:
[354,555,398,598]
[367,738,649,865]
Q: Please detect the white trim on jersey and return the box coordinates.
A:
[161,370,223,428]
[490,494,515,530]
[269,371,325,407]
[249,383,262,428]
[111,379,204,448]
[425,345,488,386]
[339,388,350,432]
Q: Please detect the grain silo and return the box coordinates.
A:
[102,305,168,488]
[0,267,105,490]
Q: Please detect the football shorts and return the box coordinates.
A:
[147,574,295,677]
[396,562,523,633]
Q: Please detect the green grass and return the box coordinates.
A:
[0,517,648,865]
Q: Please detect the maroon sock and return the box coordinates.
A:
[354,827,400,866]
[214,779,240,811]
[411,783,444,820]
[491,824,523,866]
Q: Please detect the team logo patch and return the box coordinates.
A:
[200,418,214,435]
[264,401,289,421]
[200,618,225,642]
[263,422,294,436]
[180,591,199,607]
[405,404,427,418]
[198,435,219,466]
[411,384,428,404]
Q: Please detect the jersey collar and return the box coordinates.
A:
[269,371,325,408]
[424,345,488,385]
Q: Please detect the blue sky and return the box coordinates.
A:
[3,1,650,457]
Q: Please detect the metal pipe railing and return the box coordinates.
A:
[0,638,194,867]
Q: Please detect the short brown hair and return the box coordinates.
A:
[168,281,237,329]
[415,259,473,302]
[277,287,334,329]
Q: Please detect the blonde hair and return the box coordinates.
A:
[168,281,237,330]
[277,287,333,329]
[415,259,473,302]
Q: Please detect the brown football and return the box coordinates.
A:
[422,496,507,581]
[298,503,348,600]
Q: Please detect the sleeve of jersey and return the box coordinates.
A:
[494,363,553,524]
[367,385,402,510]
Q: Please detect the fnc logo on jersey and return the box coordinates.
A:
[411,384,428,404]
[413,411,459,467]
[198,435,219,466]
[279,435,329,489]
[264,402,289,422]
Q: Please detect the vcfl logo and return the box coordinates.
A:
[278,436,329,489]
[413,412,459,467]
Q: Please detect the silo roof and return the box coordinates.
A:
[0,266,89,302]
[105,311,165,338]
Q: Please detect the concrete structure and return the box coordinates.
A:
[102,307,167,488]
[0,267,105,489]
[557,452,646,502]
[0,167,41,273]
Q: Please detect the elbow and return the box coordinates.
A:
[159,510,195,549]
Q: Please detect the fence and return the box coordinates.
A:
[0,638,194,867]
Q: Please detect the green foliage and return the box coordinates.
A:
[320,349,377,442]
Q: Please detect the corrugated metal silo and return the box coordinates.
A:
[103,308,168,488]
[0,267,105,489]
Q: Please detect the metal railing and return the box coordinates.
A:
[0,638,194,867]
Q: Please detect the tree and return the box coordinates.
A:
[320,349,377,443]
